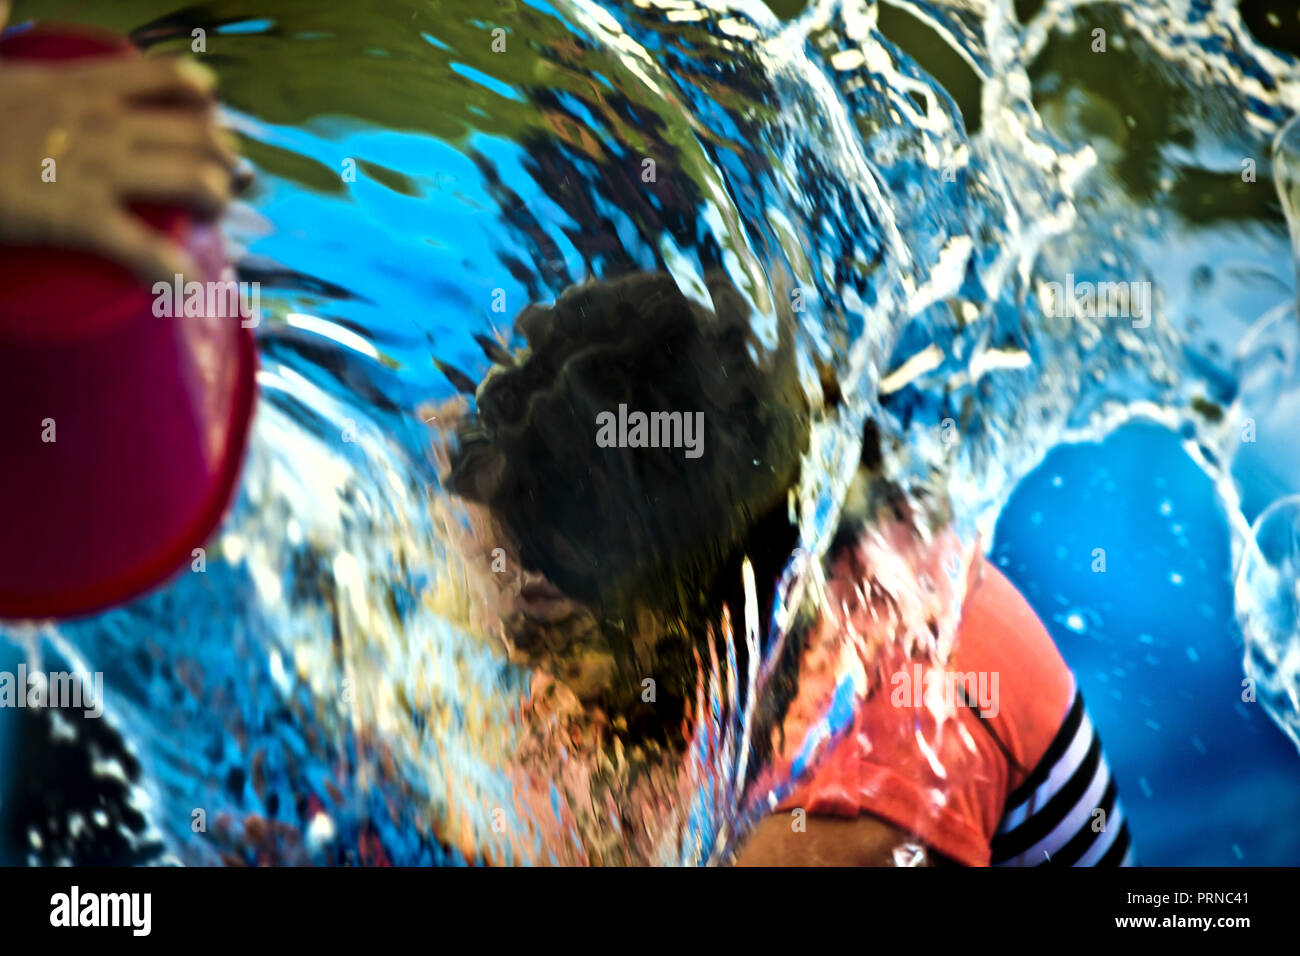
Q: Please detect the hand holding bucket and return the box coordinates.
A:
[0,25,256,620]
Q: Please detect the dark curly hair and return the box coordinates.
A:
[448,272,809,621]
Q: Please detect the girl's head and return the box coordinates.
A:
[451,272,808,608]
[448,272,810,711]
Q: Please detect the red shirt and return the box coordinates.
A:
[776,542,1075,867]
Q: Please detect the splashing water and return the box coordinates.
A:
[6,0,1300,864]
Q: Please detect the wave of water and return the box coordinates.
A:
[5,0,1300,864]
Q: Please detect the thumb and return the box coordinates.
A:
[89,210,200,288]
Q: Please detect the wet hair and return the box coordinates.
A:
[448,272,809,621]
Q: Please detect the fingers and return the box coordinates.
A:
[105,62,242,216]
[92,64,242,220]
[123,113,240,171]
[70,55,217,106]
[115,158,232,219]
[86,210,200,286]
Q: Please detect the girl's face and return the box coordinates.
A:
[430,397,660,708]
[500,570,619,701]
[503,569,680,707]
